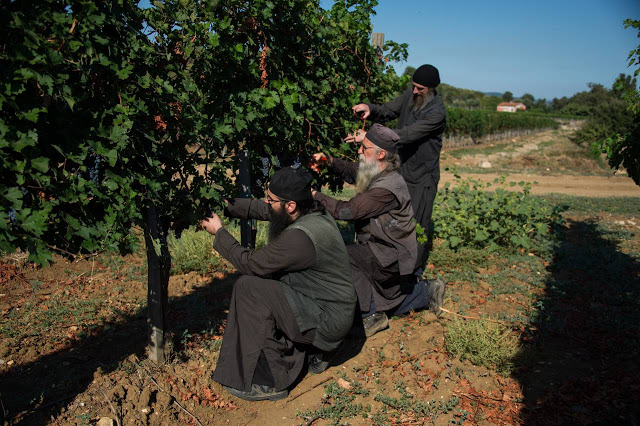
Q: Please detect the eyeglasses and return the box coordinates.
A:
[266,195,288,205]
[360,143,375,152]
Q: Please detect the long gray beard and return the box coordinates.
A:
[355,155,382,193]
[412,90,435,112]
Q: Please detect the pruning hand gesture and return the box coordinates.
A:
[201,213,223,235]
[309,152,330,173]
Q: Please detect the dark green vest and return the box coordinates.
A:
[280,211,356,351]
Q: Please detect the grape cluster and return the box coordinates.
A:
[261,157,269,177]
[8,208,17,224]
[292,157,301,169]
[19,187,28,196]
[89,155,101,183]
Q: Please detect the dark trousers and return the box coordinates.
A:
[347,244,406,313]
[407,176,438,273]
[212,276,315,392]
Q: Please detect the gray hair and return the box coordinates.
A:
[375,147,401,172]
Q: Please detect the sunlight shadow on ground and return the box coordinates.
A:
[513,218,640,424]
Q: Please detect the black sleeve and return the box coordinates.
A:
[213,227,315,277]
[368,90,407,122]
[225,198,271,221]
[314,187,399,221]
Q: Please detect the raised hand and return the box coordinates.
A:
[344,128,366,144]
[201,213,223,235]
[352,103,370,120]
[309,152,329,173]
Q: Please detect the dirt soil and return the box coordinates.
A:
[440,127,640,197]
[1,126,639,425]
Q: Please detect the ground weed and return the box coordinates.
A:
[445,316,520,375]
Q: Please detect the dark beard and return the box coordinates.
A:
[268,207,294,241]
[412,91,434,111]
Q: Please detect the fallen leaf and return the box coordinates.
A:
[337,378,351,390]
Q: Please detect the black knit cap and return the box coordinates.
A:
[365,123,400,154]
[412,64,440,88]
[269,167,313,202]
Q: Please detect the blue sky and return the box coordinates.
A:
[356,0,640,100]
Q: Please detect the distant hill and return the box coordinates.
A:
[484,92,503,97]
[438,83,502,110]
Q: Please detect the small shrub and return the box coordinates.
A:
[433,170,562,251]
[167,226,218,274]
[445,316,520,375]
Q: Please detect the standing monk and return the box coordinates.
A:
[350,64,446,277]
[201,167,355,401]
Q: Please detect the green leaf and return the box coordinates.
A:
[263,96,278,109]
[105,149,118,167]
[13,130,38,152]
[103,180,118,190]
[94,34,109,45]
[138,72,151,89]
[235,118,247,132]
[216,124,233,135]
[0,119,8,141]
[5,187,23,207]
[21,108,45,123]
[31,157,49,173]
[115,64,134,80]
[28,247,53,266]
[64,96,75,110]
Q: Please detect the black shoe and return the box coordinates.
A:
[307,343,342,374]
[223,384,288,401]
[427,278,446,316]
[362,312,389,337]
[308,353,330,374]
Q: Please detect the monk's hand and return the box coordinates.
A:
[309,152,329,172]
[352,103,370,120]
[201,213,223,235]
[344,128,365,143]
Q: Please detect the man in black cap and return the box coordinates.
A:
[349,64,446,278]
[311,124,445,337]
[201,167,355,401]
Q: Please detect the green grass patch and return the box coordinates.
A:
[539,194,640,215]
[537,140,555,149]
[167,226,219,274]
[445,316,520,375]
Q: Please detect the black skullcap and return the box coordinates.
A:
[412,64,440,88]
[365,123,400,154]
[269,167,313,202]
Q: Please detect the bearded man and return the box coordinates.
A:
[349,64,446,278]
[201,167,355,401]
[311,124,445,337]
